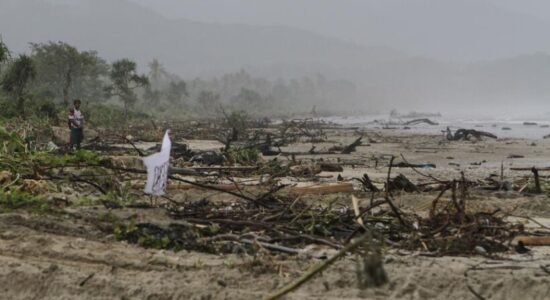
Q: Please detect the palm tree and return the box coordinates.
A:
[148,59,169,86]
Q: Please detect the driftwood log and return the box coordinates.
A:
[342,136,363,154]
[403,118,439,126]
[446,127,497,141]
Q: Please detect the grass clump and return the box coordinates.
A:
[226,146,259,165]
[0,190,54,214]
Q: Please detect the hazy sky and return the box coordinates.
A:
[126,0,550,61]
[128,0,550,22]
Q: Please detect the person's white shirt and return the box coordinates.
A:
[73,109,84,127]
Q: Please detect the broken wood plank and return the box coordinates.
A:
[514,236,550,246]
[291,182,354,195]
[189,166,258,172]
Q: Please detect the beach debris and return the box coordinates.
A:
[291,182,354,195]
[532,167,542,193]
[354,173,380,192]
[290,164,321,176]
[148,142,192,159]
[319,163,344,172]
[143,130,171,196]
[190,151,226,165]
[403,118,439,126]
[0,171,12,185]
[18,179,51,194]
[327,136,363,154]
[392,162,436,169]
[523,122,538,126]
[514,241,531,254]
[507,154,524,159]
[390,110,441,119]
[514,236,550,246]
[0,116,532,286]
[341,136,363,154]
[502,127,511,131]
[387,174,419,192]
[446,127,497,141]
[46,141,59,152]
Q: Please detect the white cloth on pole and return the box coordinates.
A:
[143,130,171,196]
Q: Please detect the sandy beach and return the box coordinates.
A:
[2,123,550,300]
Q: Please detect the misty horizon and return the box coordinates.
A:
[1,0,550,116]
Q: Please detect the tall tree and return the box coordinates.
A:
[197,91,220,116]
[0,38,10,74]
[30,41,108,106]
[165,80,188,104]
[1,55,36,115]
[232,87,264,110]
[105,59,149,116]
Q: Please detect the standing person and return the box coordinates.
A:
[68,99,85,150]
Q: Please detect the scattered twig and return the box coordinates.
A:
[263,234,370,300]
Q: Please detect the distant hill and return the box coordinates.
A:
[0,0,406,77]
[129,0,550,62]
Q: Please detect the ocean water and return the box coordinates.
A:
[323,114,550,140]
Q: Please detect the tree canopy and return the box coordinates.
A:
[30,41,108,105]
[105,58,149,116]
[1,54,36,114]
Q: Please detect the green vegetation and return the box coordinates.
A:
[1,54,36,115]
[102,182,136,207]
[114,219,177,251]
[30,41,108,106]
[0,190,53,214]
[0,37,352,123]
[105,59,149,117]
[226,146,259,165]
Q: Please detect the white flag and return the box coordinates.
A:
[143,130,171,196]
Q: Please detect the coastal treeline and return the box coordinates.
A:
[0,39,356,124]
